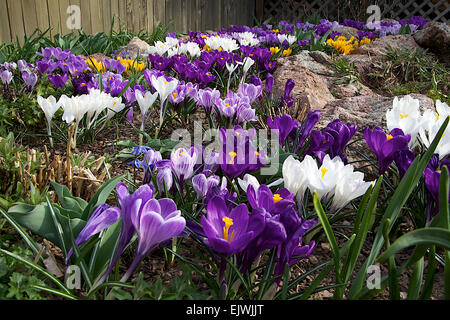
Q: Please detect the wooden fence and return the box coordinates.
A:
[0,0,259,44]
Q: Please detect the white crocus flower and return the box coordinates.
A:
[59,94,91,149]
[135,89,158,144]
[282,155,310,206]
[105,97,126,122]
[241,57,255,84]
[277,34,297,46]
[151,75,179,131]
[331,165,375,211]
[37,95,60,148]
[419,119,450,159]
[186,42,201,58]
[386,95,422,147]
[237,174,261,192]
[307,155,344,201]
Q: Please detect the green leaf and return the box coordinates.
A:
[407,257,424,300]
[8,202,86,253]
[376,228,450,263]
[0,249,71,295]
[313,191,343,299]
[81,174,124,220]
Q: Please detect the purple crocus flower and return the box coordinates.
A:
[265,73,274,95]
[120,197,185,282]
[126,107,134,123]
[200,196,254,257]
[170,147,199,184]
[98,183,155,283]
[364,127,411,174]
[267,114,296,147]
[247,184,296,215]
[22,70,38,91]
[297,110,321,150]
[274,208,317,280]
[66,204,120,263]
[394,149,416,179]
[48,73,68,88]
[0,70,13,89]
[156,160,174,194]
[305,130,335,162]
[323,119,357,163]
[237,83,262,104]
[284,78,295,98]
[237,208,287,274]
[192,173,221,198]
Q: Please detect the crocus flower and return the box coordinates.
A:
[66,204,121,263]
[323,119,357,163]
[200,196,254,257]
[192,173,221,198]
[48,73,68,88]
[151,75,178,128]
[120,197,185,282]
[282,155,309,206]
[274,208,316,280]
[237,208,287,274]
[364,126,411,174]
[296,110,321,150]
[0,70,13,89]
[126,107,134,123]
[386,95,422,147]
[135,89,158,143]
[170,147,199,185]
[37,95,60,148]
[331,164,375,211]
[22,70,38,91]
[156,160,174,193]
[247,184,296,215]
[304,154,344,201]
[265,73,274,95]
[305,130,335,162]
[267,114,296,147]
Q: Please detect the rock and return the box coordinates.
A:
[276,51,334,76]
[334,26,360,40]
[116,37,151,60]
[273,64,335,118]
[351,34,420,56]
[413,21,450,55]
[309,50,333,65]
[273,54,336,118]
[327,81,378,99]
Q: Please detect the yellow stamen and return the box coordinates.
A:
[386,134,393,141]
[229,152,237,164]
[222,216,234,243]
[273,194,283,203]
[400,114,408,119]
[173,92,178,99]
[321,168,328,179]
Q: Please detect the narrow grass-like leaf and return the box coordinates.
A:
[343,177,382,283]
[86,281,135,300]
[32,285,79,300]
[0,208,41,258]
[377,228,450,262]
[0,248,71,295]
[420,246,436,300]
[407,257,424,300]
[313,191,343,299]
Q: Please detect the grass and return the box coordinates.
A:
[368,46,450,103]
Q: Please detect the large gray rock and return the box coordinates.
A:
[334,26,360,40]
[351,34,421,56]
[116,37,151,60]
[413,21,450,54]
